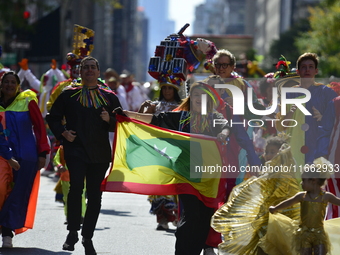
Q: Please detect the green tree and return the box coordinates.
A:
[296,1,340,77]
[0,1,55,33]
[268,18,310,68]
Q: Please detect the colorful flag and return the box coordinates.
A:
[101,115,228,208]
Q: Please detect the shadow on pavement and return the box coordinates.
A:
[0,247,70,254]
[165,229,176,234]
[100,209,132,217]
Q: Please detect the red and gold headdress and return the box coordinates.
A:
[66,24,95,67]
[148,24,217,92]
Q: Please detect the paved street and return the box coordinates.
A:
[0,173,177,255]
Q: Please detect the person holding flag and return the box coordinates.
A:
[121,81,230,255]
[104,24,226,255]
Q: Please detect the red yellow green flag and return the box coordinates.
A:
[101,115,228,208]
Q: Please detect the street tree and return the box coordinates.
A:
[296,1,340,77]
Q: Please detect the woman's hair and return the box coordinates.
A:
[212,49,236,67]
[159,85,182,103]
[1,71,20,85]
[177,82,215,112]
[265,135,287,150]
[302,165,328,186]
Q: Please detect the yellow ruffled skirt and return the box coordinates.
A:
[259,213,340,255]
[211,145,301,254]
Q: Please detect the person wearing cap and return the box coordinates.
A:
[106,76,128,110]
[120,70,147,111]
[47,56,122,255]
[276,52,337,167]
[138,77,182,114]
[104,68,119,83]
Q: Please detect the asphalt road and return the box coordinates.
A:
[0,173,178,255]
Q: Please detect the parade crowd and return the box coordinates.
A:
[1,25,340,255]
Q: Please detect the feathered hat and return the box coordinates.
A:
[66,24,95,67]
[264,55,300,96]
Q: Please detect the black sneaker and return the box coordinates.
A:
[82,238,97,255]
[62,231,79,251]
[156,223,169,230]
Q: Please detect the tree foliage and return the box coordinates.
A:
[296,1,340,77]
[268,19,310,68]
[0,1,55,33]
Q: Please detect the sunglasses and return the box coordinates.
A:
[214,63,232,69]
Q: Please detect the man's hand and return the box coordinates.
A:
[217,129,230,144]
[139,100,156,113]
[312,106,322,121]
[57,165,67,173]
[100,107,110,123]
[8,158,20,170]
[38,157,46,170]
[284,104,297,120]
[62,130,77,142]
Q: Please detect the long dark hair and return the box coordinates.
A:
[158,85,182,103]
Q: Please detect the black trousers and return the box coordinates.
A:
[65,157,109,239]
[2,226,13,238]
[175,194,215,255]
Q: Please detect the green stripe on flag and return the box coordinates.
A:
[126,135,203,182]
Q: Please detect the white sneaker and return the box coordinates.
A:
[203,247,217,255]
[2,236,13,248]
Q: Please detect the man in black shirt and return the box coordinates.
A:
[47,56,121,255]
